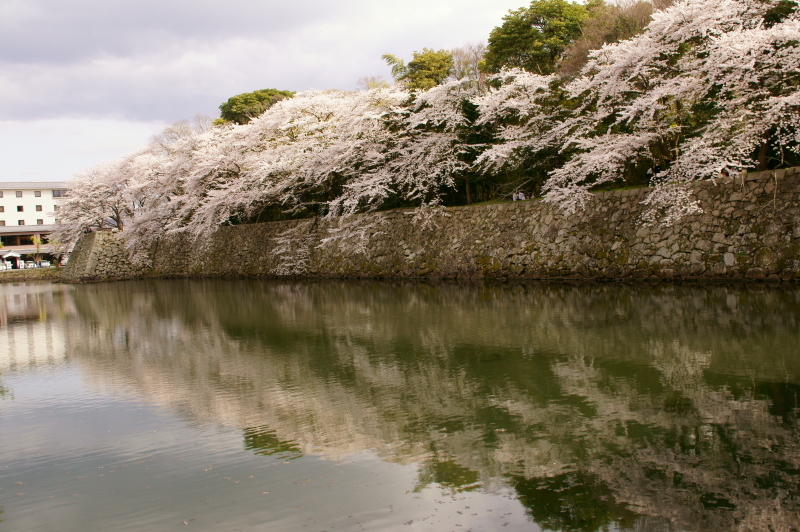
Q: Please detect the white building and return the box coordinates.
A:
[0,182,69,267]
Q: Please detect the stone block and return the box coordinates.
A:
[723,253,736,267]
[695,240,713,252]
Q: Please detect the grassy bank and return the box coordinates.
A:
[0,268,63,283]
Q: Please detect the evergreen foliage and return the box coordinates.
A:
[483,0,590,74]
[218,89,296,125]
[383,49,455,90]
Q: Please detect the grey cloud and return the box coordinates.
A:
[0,0,344,65]
[0,0,522,122]
[0,38,385,121]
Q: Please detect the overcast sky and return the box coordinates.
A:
[0,0,527,182]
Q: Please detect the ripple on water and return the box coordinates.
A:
[0,280,799,531]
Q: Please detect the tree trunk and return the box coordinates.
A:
[757,140,770,171]
[465,177,472,205]
[756,128,773,171]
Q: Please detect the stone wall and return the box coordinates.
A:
[62,167,800,283]
[63,231,148,281]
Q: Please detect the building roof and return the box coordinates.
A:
[0,225,56,234]
[2,246,55,255]
[0,182,69,190]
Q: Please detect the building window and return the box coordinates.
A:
[0,206,4,213]
[54,205,59,211]
[52,190,66,198]
[15,191,22,197]
[0,191,3,198]
[36,205,42,211]
[18,220,24,225]
[16,206,23,212]
[34,191,41,197]
[37,219,44,225]
[0,221,4,226]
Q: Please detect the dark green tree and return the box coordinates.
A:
[383,48,454,90]
[763,0,798,27]
[484,0,590,75]
[218,88,295,125]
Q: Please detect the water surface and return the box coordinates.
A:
[1,280,799,531]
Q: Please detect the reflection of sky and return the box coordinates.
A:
[0,364,536,531]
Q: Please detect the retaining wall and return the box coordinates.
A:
[62,168,800,282]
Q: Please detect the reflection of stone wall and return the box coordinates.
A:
[65,280,800,531]
[63,168,800,282]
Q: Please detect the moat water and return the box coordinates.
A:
[0,279,798,531]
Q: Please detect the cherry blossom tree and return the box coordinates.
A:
[55,0,800,254]
[545,0,800,218]
[378,79,480,206]
[473,68,561,196]
[50,160,132,248]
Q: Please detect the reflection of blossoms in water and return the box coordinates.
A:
[541,347,800,531]
[65,280,800,531]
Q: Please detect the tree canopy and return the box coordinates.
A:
[218,88,296,125]
[557,0,657,76]
[483,0,590,74]
[383,48,454,90]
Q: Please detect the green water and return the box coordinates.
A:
[0,280,798,531]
